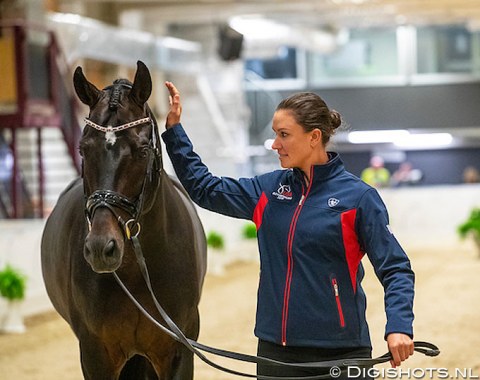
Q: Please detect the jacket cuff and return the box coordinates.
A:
[161,123,183,141]
[385,324,414,340]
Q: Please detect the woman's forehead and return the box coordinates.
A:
[273,110,299,129]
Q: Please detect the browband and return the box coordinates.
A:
[84,117,152,133]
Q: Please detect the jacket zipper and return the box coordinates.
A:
[281,168,313,346]
[332,278,346,328]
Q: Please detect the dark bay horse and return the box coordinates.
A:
[41,61,207,379]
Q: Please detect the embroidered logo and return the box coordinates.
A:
[328,198,339,207]
[272,183,293,201]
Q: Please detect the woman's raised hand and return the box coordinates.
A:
[165,81,182,129]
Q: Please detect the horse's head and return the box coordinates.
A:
[74,61,161,273]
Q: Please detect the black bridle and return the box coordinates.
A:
[82,113,161,239]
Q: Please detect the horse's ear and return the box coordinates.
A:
[129,61,152,105]
[73,67,101,108]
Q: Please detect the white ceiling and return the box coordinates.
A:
[79,0,480,29]
[66,0,480,148]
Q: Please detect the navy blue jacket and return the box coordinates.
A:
[162,124,414,349]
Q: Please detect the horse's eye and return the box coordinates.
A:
[137,147,149,159]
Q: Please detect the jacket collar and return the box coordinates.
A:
[293,152,345,185]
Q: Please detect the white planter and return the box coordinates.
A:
[207,248,228,276]
[236,240,259,263]
[0,300,26,334]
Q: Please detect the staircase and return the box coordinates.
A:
[16,128,78,212]
[0,21,81,218]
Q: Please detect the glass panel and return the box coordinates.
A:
[309,28,398,79]
[417,25,473,74]
[245,46,298,80]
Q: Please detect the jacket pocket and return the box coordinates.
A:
[331,277,346,328]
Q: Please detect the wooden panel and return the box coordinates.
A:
[0,29,18,111]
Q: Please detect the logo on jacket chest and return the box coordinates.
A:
[328,197,340,207]
[272,183,293,201]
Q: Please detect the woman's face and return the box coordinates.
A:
[271,109,316,172]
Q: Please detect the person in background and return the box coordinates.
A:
[162,83,415,378]
[462,166,480,184]
[391,162,423,187]
[361,155,390,188]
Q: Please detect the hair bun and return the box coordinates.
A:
[330,110,342,130]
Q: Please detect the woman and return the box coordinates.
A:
[162,82,415,378]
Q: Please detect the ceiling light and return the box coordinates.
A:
[229,17,291,40]
[347,130,409,144]
[394,133,453,148]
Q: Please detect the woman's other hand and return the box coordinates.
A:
[387,333,414,367]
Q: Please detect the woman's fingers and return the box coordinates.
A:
[164,81,182,128]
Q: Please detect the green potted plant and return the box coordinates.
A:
[206,230,227,276]
[0,264,27,333]
[242,222,257,240]
[206,231,225,250]
[457,207,480,257]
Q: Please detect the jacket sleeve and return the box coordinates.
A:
[161,124,262,220]
[356,188,415,339]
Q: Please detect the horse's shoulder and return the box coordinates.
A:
[167,174,190,199]
[58,177,83,198]
[52,177,84,214]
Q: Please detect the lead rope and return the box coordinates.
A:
[113,235,440,380]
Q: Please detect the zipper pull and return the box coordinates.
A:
[299,195,305,205]
[333,279,339,296]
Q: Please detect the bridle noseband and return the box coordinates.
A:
[83,114,161,239]
[85,189,141,239]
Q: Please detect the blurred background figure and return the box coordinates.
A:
[462,166,480,184]
[391,161,424,187]
[361,155,390,188]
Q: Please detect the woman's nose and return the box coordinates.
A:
[271,137,280,150]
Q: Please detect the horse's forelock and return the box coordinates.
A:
[106,79,133,111]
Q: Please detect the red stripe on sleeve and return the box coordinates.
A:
[341,209,365,294]
[253,192,268,230]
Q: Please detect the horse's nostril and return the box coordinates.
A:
[84,239,92,256]
[103,240,116,257]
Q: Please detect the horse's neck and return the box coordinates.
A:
[141,171,175,234]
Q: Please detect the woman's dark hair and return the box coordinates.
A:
[276,92,342,145]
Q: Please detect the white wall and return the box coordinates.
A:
[0,220,53,317]
[1,183,479,317]
[378,184,480,251]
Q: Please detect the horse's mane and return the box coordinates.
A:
[102,78,161,154]
[106,79,132,111]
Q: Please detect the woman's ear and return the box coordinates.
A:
[310,129,323,147]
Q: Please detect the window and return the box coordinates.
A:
[309,28,399,80]
[417,26,473,74]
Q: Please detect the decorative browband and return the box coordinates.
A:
[85,117,152,133]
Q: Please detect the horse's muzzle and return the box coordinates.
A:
[84,235,123,273]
